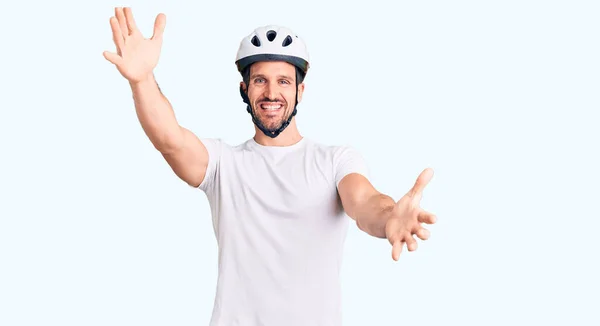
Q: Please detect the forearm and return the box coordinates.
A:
[129,75,184,153]
[354,193,396,239]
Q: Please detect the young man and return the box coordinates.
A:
[103,7,437,325]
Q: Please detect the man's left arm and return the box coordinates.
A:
[335,147,437,260]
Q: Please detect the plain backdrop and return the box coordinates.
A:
[1,0,598,325]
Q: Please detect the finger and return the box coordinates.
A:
[415,227,430,241]
[103,51,123,65]
[109,17,124,54]
[151,13,166,41]
[405,235,418,252]
[115,7,129,37]
[417,209,437,224]
[392,240,404,261]
[123,7,138,35]
[409,168,434,197]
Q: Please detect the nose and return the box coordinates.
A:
[264,82,279,101]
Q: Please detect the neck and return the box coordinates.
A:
[253,120,303,147]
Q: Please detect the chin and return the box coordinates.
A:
[255,109,289,125]
[260,120,284,131]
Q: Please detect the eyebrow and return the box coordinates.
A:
[251,73,294,81]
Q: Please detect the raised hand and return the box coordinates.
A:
[385,168,437,261]
[103,7,166,83]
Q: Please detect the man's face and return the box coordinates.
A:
[242,61,304,133]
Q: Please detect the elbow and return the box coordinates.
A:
[153,128,185,154]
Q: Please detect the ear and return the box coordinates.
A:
[297,82,305,103]
[240,81,247,93]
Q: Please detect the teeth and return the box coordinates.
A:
[261,104,282,110]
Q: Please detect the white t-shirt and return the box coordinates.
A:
[198,137,370,326]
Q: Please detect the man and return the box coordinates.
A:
[103,7,437,326]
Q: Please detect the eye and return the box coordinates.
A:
[279,79,291,85]
[254,77,266,84]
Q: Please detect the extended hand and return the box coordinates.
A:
[385,168,437,261]
[103,7,166,83]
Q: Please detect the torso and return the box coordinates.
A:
[200,138,354,326]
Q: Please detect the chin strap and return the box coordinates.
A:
[239,85,298,138]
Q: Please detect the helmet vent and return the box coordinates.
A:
[266,30,277,41]
[251,35,261,47]
[282,35,293,47]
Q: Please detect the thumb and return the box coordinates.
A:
[103,51,122,66]
[151,13,166,41]
[408,167,434,197]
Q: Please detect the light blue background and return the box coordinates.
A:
[1,0,598,325]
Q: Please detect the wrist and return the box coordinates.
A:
[357,194,396,238]
[129,73,156,89]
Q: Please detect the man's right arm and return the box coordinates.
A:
[130,74,209,188]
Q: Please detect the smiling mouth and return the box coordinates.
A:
[259,103,284,111]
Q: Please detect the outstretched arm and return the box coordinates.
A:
[130,77,210,187]
[338,168,437,261]
[104,7,210,187]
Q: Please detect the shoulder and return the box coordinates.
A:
[302,138,358,154]
[196,138,254,191]
[306,139,364,161]
[302,139,369,183]
[199,137,252,155]
[196,137,252,173]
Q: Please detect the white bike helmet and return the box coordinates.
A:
[235,25,310,75]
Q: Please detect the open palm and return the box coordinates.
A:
[385,168,437,261]
[103,7,166,83]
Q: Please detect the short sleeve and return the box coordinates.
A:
[197,138,223,193]
[333,146,370,187]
